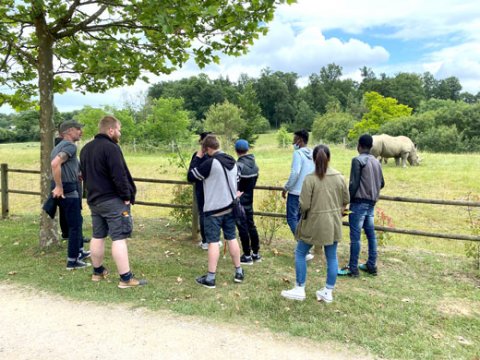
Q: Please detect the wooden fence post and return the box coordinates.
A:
[191,184,199,242]
[1,163,9,218]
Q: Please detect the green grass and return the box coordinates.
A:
[0,215,479,359]
[1,134,480,358]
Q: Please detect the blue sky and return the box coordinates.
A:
[2,0,480,113]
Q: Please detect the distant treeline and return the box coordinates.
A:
[1,64,479,152]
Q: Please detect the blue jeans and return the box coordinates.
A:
[286,194,301,235]
[348,202,377,271]
[295,240,338,289]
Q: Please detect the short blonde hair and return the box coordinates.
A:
[99,115,120,133]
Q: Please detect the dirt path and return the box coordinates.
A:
[0,283,373,360]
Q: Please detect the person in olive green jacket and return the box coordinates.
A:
[281,144,349,303]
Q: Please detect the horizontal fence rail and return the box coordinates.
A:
[1,163,479,242]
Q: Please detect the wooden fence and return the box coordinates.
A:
[1,163,480,242]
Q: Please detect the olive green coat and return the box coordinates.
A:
[295,167,349,246]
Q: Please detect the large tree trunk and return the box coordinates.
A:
[35,12,58,247]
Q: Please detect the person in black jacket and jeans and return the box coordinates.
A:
[80,115,146,288]
[234,139,261,265]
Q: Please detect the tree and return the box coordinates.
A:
[143,98,191,146]
[0,0,290,246]
[312,102,355,144]
[349,91,412,140]
[290,100,315,131]
[237,81,269,144]
[389,73,425,110]
[204,101,246,149]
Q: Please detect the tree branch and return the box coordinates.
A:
[55,4,108,39]
[50,0,81,35]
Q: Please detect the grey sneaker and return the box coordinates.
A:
[196,274,216,289]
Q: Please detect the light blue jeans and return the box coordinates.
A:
[295,240,338,289]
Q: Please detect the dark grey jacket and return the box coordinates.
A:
[349,152,384,205]
[237,154,259,208]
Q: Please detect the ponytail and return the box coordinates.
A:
[312,145,330,179]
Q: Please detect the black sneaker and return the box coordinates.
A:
[196,275,216,289]
[78,250,91,261]
[240,254,253,265]
[359,263,378,276]
[66,260,90,271]
[252,253,262,263]
[234,271,244,283]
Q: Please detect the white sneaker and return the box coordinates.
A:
[198,242,209,250]
[281,286,306,301]
[306,253,314,261]
[316,287,333,303]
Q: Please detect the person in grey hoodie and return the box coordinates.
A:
[338,134,385,277]
[282,130,315,259]
[188,135,244,288]
[234,139,261,265]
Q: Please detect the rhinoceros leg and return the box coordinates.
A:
[394,157,400,166]
[401,153,408,168]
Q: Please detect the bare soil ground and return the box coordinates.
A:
[0,283,374,360]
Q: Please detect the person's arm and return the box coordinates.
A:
[188,156,214,183]
[299,176,313,214]
[349,158,362,200]
[282,151,301,198]
[51,152,68,198]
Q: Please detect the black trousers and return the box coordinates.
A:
[58,197,84,259]
[236,206,260,255]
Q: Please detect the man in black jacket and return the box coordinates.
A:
[80,115,146,288]
[339,134,385,277]
[234,139,261,265]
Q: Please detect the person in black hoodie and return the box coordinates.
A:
[234,139,261,265]
[188,135,244,289]
[80,115,146,289]
[188,131,212,250]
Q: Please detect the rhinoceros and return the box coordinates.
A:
[370,134,419,167]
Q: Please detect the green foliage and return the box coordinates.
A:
[204,101,246,149]
[143,98,192,145]
[417,125,460,152]
[256,188,285,245]
[169,185,193,226]
[237,81,270,144]
[312,107,355,144]
[290,100,315,131]
[74,106,136,143]
[276,125,291,148]
[349,91,413,140]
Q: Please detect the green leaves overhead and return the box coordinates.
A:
[0,0,290,106]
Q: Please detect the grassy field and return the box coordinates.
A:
[1,134,480,359]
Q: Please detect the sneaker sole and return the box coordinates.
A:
[280,291,305,301]
[118,283,147,289]
[234,278,244,283]
[196,282,216,289]
[66,266,88,271]
[240,261,253,266]
[316,294,333,303]
[253,259,262,263]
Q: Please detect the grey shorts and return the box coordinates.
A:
[204,211,236,243]
[89,198,133,241]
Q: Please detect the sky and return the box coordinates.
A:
[2,0,480,113]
